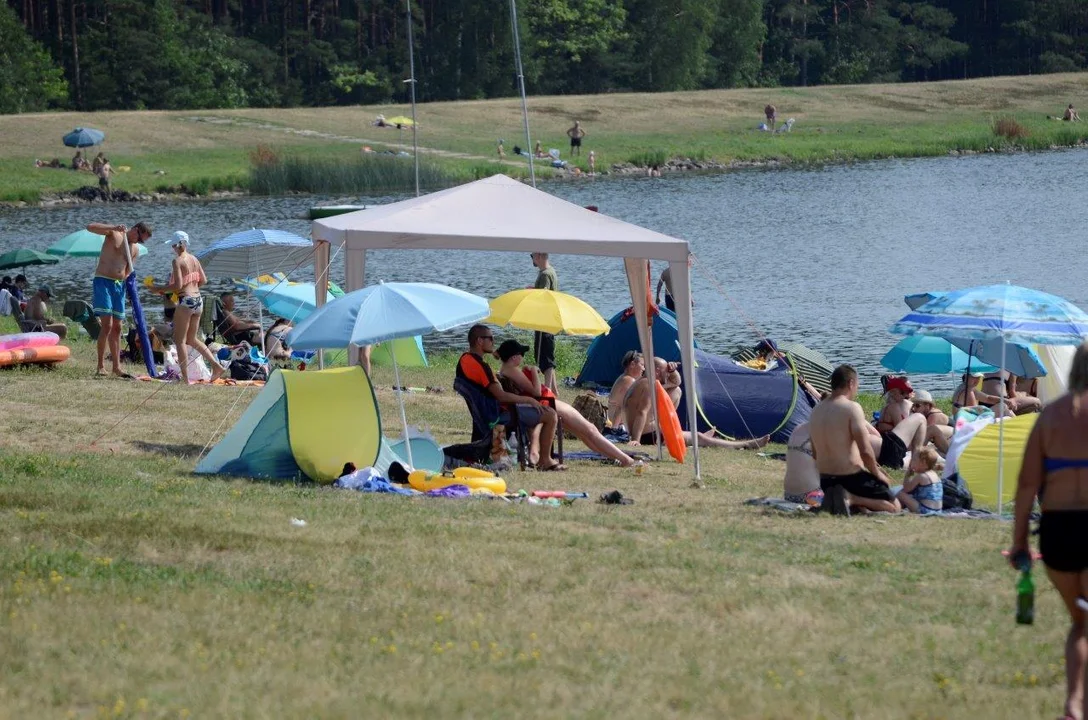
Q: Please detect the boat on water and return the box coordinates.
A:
[307,205,366,220]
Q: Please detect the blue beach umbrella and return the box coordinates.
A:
[197,229,314,278]
[46,229,148,258]
[250,281,336,322]
[62,127,105,148]
[288,281,490,466]
[891,283,1088,512]
[880,335,998,375]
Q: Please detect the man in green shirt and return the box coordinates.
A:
[531,252,558,392]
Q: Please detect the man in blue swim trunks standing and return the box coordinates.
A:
[87,221,152,377]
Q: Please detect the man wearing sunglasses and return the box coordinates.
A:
[457,324,564,471]
[87,220,153,378]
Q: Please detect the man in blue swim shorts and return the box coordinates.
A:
[88,220,152,377]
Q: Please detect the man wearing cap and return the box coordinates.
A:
[87,220,152,377]
[23,286,67,339]
[873,376,927,469]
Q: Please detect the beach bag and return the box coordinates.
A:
[941,473,973,511]
[571,392,608,435]
[230,357,268,382]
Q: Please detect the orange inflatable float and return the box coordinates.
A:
[655,380,686,463]
[0,345,71,367]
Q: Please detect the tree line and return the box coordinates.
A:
[2,0,1085,114]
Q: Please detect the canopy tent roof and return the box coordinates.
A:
[311,173,702,481]
[312,174,691,262]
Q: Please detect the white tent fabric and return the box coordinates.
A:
[311,174,702,481]
[1036,344,1074,404]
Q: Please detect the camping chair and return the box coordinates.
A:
[198,294,217,343]
[62,300,101,340]
[11,303,43,333]
[454,377,531,470]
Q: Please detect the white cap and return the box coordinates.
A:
[168,230,190,247]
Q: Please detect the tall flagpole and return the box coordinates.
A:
[508,0,536,187]
[406,0,420,196]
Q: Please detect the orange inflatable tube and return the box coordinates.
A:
[0,345,71,367]
[655,380,686,463]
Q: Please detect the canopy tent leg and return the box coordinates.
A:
[669,255,700,483]
[314,241,332,370]
[624,258,661,461]
[997,336,1007,514]
[391,353,414,467]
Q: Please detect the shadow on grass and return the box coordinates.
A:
[131,440,207,458]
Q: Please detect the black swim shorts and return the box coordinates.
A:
[820,471,893,501]
[1040,511,1088,573]
[570,137,582,148]
[877,431,907,469]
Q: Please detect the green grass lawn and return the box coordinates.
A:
[0,316,1066,718]
[2,72,1087,201]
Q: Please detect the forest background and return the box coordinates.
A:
[1,0,1086,115]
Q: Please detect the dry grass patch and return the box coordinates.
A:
[0,328,1071,718]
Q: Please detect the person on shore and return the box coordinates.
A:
[265,318,294,362]
[784,421,822,505]
[157,231,223,384]
[496,340,637,467]
[1009,374,1043,415]
[1010,342,1088,720]
[11,274,28,303]
[23,285,68,339]
[457,324,564,471]
[534,141,547,159]
[873,376,927,469]
[811,365,900,514]
[88,221,152,378]
[567,121,586,157]
[530,252,559,393]
[897,446,943,514]
[981,370,1019,416]
[72,151,88,171]
[215,292,262,347]
[92,152,106,173]
[588,150,596,174]
[910,389,954,455]
[764,104,777,132]
[97,157,113,200]
[624,357,770,450]
[607,350,644,432]
[655,265,676,312]
[1063,104,1080,122]
[497,139,506,160]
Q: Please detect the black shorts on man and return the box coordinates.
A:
[877,431,907,468]
[819,471,894,501]
[534,331,556,372]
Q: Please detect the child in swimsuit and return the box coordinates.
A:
[897,447,943,514]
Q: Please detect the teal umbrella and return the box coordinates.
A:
[46,229,148,258]
[0,248,60,271]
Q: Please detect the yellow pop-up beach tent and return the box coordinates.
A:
[957,414,1038,508]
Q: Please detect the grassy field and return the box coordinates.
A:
[0,316,1071,719]
[2,72,1087,202]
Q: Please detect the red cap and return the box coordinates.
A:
[886,377,913,395]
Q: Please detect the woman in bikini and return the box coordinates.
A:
[1010,342,1088,720]
[154,232,224,384]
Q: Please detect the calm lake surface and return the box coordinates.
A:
[3,149,1086,392]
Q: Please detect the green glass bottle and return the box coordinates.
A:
[1016,568,1035,625]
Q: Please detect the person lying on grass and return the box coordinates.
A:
[495,339,638,468]
[624,357,770,450]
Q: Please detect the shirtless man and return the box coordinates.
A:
[1063,103,1080,122]
[624,357,769,449]
[607,350,644,430]
[88,221,152,377]
[810,365,901,515]
[566,121,586,157]
[873,376,928,469]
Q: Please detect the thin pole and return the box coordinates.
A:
[391,352,414,467]
[997,336,1007,515]
[508,0,536,187]
[406,0,420,196]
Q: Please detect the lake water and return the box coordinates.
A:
[3,149,1086,392]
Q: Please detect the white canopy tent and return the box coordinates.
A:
[310,174,702,482]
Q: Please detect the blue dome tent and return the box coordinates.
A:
[576,307,693,387]
[678,350,815,444]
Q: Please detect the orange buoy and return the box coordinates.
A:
[655,380,686,463]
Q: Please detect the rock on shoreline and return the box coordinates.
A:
[0,185,248,209]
